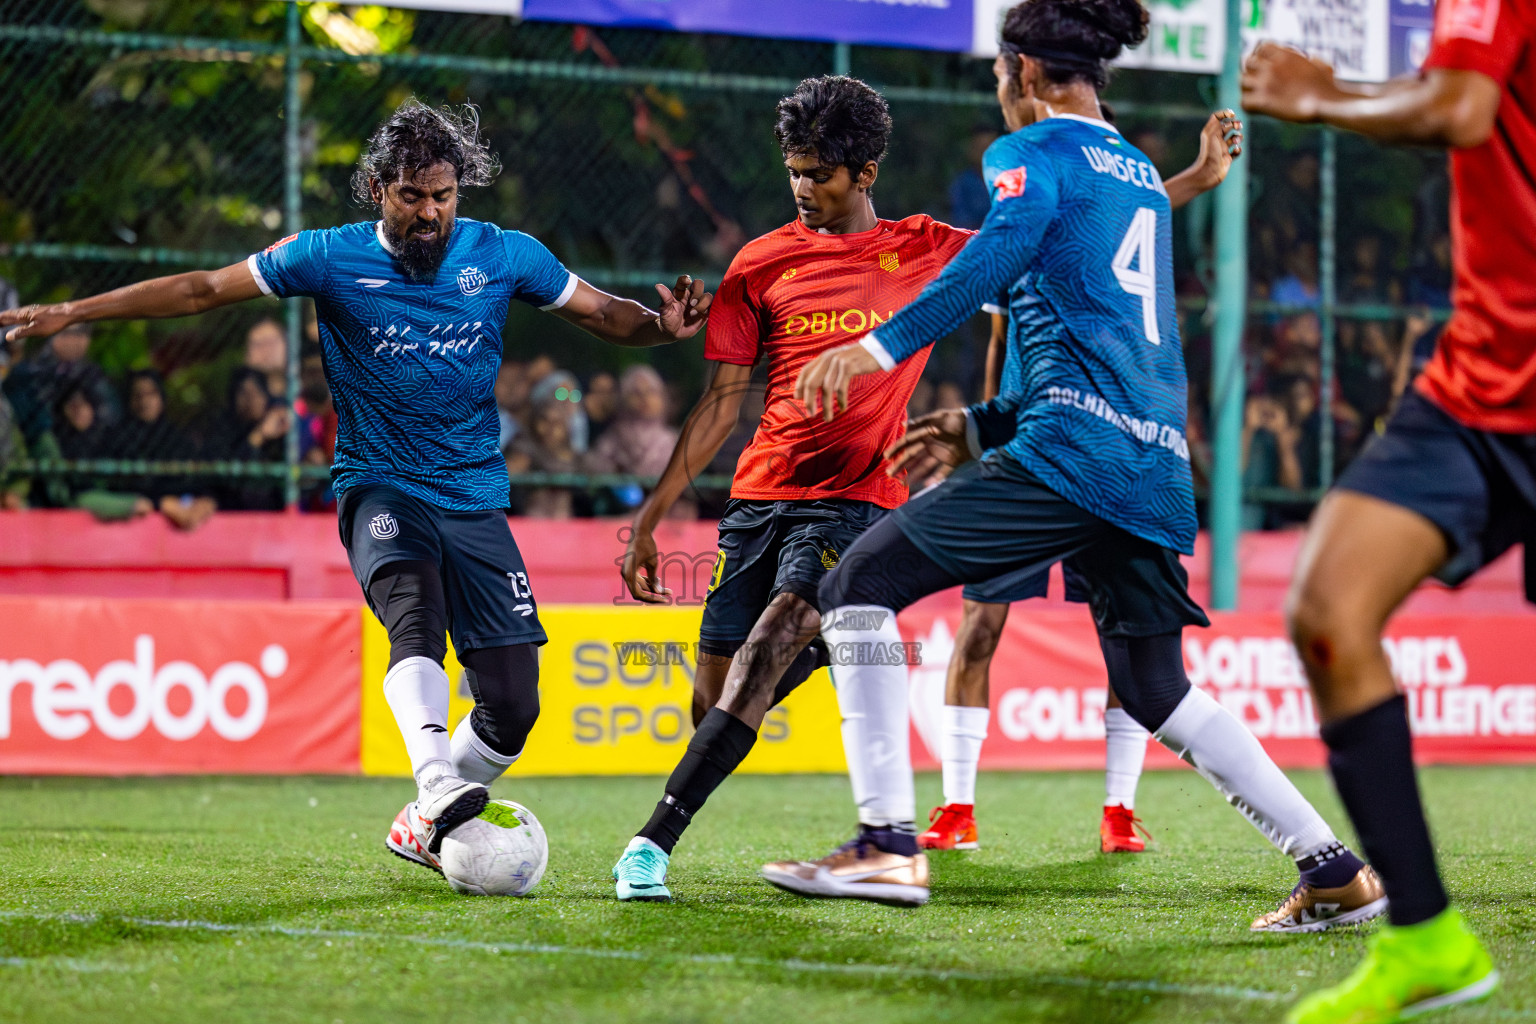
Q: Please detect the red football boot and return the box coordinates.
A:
[918,803,979,850]
[1100,804,1150,853]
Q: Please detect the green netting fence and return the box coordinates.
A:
[0,0,1448,517]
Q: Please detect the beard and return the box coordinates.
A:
[384,219,452,283]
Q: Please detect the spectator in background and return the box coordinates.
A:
[2,323,117,445]
[1341,232,1401,305]
[34,383,158,522]
[296,345,338,510]
[530,369,590,452]
[586,364,693,518]
[1242,390,1302,529]
[244,317,289,401]
[506,396,581,519]
[205,367,287,511]
[1270,240,1321,308]
[583,370,618,446]
[110,369,216,530]
[947,128,999,229]
[495,360,528,451]
[1407,231,1454,309]
[0,389,28,509]
[0,277,18,379]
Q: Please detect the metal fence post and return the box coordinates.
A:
[1318,128,1337,489]
[283,0,303,510]
[1209,0,1248,610]
[833,41,850,77]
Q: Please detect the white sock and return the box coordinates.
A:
[451,714,520,786]
[940,704,989,806]
[824,604,914,828]
[1104,707,1149,809]
[383,656,454,788]
[1154,686,1337,858]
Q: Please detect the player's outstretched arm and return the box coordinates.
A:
[0,262,265,342]
[1241,42,1500,148]
[621,361,753,603]
[1165,110,1243,210]
[553,276,712,348]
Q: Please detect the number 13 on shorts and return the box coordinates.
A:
[1113,206,1160,346]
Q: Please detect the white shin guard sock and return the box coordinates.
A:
[1154,686,1337,858]
[382,656,454,786]
[451,714,520,786]
[1103,707,1149,809]
[824,604,915,828]
[940,704,990,806]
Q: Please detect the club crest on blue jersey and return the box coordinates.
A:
[369,513,399,540]
[458,265,488,296]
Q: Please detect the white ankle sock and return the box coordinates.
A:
[1104,707,1149,809]
[940,704,989,806]
[383,656,454,786]
[1154,686,1337,858]
[451,714,520,785]
[824,604,914,828]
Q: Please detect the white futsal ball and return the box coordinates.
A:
[439,799,548,896]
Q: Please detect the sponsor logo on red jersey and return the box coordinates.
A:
[1437,0,1500,43]
[994,167,1028,200]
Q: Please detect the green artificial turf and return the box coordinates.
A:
[1,768,1532,1023]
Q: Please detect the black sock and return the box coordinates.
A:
[1296,841,1366,889]
[637,708,758,854]
[859,822,919,857]
[1320,695,1448,926]
[771,641,829,708]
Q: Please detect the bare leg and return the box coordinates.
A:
[1287,489,1452,927]
[717,592,820,730]
[691,651,732,728]
[945,600,1009,707]
[1287,491,1446,723]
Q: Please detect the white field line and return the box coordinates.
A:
[0,909,1282,1002]
[1,955,138,972]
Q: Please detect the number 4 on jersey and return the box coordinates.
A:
[1112,207,1160,346]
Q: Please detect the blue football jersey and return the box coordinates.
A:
[869,115,1194,554]
[249,218,576,510]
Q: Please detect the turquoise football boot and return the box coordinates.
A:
[613,836,672,902]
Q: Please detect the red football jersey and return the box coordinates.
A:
[1417,0,1536,431]
[705,215,973,508]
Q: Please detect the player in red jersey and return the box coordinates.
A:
[610,76,976,901]
[1243,2,1524,1016]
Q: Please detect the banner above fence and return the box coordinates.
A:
[520,0,974,51]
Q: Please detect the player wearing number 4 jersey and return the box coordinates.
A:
[917,106,1245,858]
[1242,0,1533,1015]
[766,0,1384,927]
[0,99,712,875]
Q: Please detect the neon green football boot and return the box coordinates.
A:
[1286,908,1498,1024]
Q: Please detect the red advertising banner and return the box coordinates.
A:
[900,608,1536,770]
[0,596,361,774]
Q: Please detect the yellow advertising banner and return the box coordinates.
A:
[360,604,847,777]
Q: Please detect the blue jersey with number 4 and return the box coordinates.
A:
[870,115,1194,554]
[249,218,576,510]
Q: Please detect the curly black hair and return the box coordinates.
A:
[773,76,892,181]
[351,98,501,208]
[1000,0,1150,91]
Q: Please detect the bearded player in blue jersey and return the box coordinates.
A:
[760,0,1383,926]
[0,100,710,870]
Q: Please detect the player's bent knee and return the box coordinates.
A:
[461,643,541,757]
[954,603,1006,665]
[1099,633,1191,733]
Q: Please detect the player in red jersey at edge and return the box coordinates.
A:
[1243,0,1527,1016]
[609,75,972,901]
